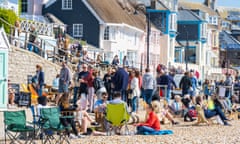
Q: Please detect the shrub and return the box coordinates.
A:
[0,8,18,34]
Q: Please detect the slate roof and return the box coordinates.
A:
[178,9,203,22]
[86,0,146,31]
[220,31,240,50]
[178,1,218,16]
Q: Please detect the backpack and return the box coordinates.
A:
[94,77,104,91]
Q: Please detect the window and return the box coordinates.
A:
[62,0,72,10]
[21,0,28,13]
[104,26,110,40]
[209,16,218,25]
[73,24,83,37]
[170,14,176,30]
[201,23,207,38]
[127,51,136,67]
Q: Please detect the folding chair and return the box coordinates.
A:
[105,103,130,135]
[4,110,35,144]
[39,107,71,144]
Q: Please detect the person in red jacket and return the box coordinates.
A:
[135,103,160,134]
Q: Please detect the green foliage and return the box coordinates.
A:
[0,8,18,34]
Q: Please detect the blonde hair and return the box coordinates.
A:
[151,100,161,114]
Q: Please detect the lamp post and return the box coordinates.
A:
[146,10,151,69]
[185,31,189,71]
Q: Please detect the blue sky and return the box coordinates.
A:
[185,0,240,8]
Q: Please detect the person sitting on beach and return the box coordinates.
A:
[8,80,16,108]
[94,92,109,131]
[135,103,160,135]
[151,100,179,125]
[196,94,231,126]
[75,95,100,135]
[169,95,183,116]
[182,94,196,122]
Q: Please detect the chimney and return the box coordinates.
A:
[204,0,211,8]
[211,0,216,10]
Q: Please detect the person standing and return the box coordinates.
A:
[111,66,129,102]
[28,26,38,53]
[72,67,80,105]
[142,68,156,104]
[122,56,129,67]
[103,67,113,100]
[78,64,89,110]
[111,55,120,66]
[85,65,95,113]
[35,64,44,97]
[56,62,71,104]
[224,74,233,98]
[189,72,198,104]
[179,71,192,97]
[130,70,140,113]
[157,70,177,104]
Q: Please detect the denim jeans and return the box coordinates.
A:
[73,87,79,105]
[137,126,157,135]
[166,89,171,104]
[121,90,127,102]
[204,105,227,122]
[131,96,139,112]
[143,89,154,104]
[37,85,43,97]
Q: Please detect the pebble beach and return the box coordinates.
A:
[75,120,240,144]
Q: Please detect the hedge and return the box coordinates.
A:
[0,8,18,34]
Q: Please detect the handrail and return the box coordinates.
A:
[0,16,112,71]
[0,17,71,64]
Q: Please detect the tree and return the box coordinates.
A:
[0,8,18,34]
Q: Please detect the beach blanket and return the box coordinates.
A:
[143,130,173,135]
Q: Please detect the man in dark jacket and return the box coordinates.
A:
[157,70,177,103]
[111,67,129,102]
[179,71,192,97]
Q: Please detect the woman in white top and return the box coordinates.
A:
[130,70,141,113]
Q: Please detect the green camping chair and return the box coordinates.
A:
[4,110,35,144]
[39,107,71,144]
[105,103,130,135]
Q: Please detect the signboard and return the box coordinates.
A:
[172,74,184,96]
[17,92,31,107]
[174,74,184,88]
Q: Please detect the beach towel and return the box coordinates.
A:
[143,130,173,135]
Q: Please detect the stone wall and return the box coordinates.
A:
[8,46,61,85]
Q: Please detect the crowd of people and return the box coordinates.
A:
[8,55,240,138]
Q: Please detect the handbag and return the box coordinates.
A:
[128,89,133,94]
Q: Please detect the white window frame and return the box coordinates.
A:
[104,26,110,40]
[62,0,72,10]
[21,0,28,13]
[73,24,83,37]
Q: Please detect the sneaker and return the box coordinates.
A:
[172,121,179,125]
[77,134,86,138]
[69,134,78,139]
[91,122,99,126]
[224,123,232,126]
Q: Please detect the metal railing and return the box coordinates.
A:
[0,17,75,66]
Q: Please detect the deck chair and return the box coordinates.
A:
[40,107,71,144]
[28,84,39,105]
[4,110,35,144]
[105,103,130,135]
